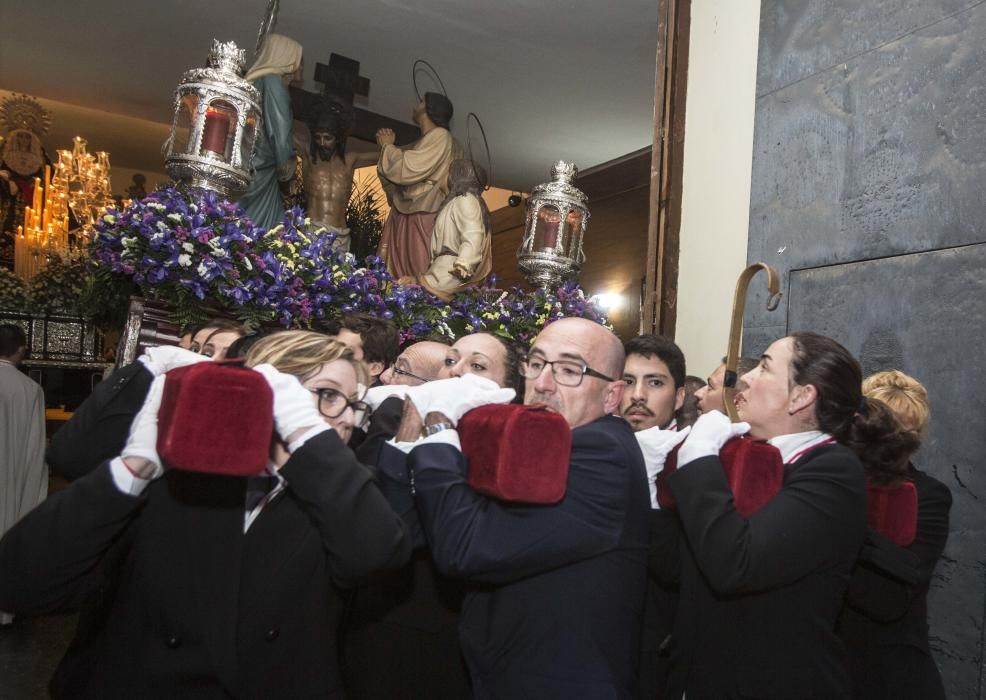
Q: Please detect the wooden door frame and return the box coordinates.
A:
[642,0,691,337]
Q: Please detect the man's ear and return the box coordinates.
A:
[366,360,385,382]
[789,383,817,416]
[603,380,626,415]
[674,386,686,412]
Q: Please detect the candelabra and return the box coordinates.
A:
[51,136,114,232]
[14,165,70,282]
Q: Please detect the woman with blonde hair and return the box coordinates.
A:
[840,369,951,700]
[0,330,410,698]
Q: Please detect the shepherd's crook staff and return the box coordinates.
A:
[723,263,783,422]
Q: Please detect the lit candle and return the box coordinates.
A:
[537,208,561,250]
[202,108,231,157]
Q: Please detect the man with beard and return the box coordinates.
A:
[619,334,687,699]
[303,103,379,253]
[620,335,686,433]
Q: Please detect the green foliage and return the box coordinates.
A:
[27,252,89,314]
[0,266,29,310]
[347,178,385,261]
[81,263,137,330]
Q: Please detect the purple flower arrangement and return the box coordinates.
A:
[447,276,608,345]
[90,186,266,327]
[88,186,608,342]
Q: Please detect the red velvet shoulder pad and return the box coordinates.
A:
[459,404,571,504]
[158,362,273,476]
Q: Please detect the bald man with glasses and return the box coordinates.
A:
[391,318,650,698]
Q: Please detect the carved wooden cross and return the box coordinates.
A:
[314,53,370,105]
[290,53,419,146]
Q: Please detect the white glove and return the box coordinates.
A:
[403,374,516,425]
[120,375,167,479]
[253,363,325,441]
[138,345,211,377]
[635,426,690,508]
[364,383,411,410]
[677,410,750,468]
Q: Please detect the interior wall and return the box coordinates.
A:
[111,166,172,198]
[0,88,172,174]
[674,0,762,378]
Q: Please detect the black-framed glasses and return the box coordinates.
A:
[392,365,432,385]
[309,388,371,428]
[519,356,616,387]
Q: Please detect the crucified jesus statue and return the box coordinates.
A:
[302,103,378,253]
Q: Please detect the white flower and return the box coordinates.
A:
[182,242,194,253]
[102,214,116,224]
[178,254,192,267]
[167,213,183,223]
[197,262,208,277]
[244,257,252,271]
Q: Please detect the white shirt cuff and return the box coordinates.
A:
[109,457,152,496]
[676,439,719,469]
[387,429,461,454]
[288,425,332,453]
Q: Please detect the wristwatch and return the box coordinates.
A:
[421,421,455,437]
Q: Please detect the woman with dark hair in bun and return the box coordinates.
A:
[646,331,918,699]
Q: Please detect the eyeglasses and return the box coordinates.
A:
[309,388,371,428]
[520,356,616,387]
[392,365,432,385]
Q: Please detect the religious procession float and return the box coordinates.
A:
[0,30,606,383]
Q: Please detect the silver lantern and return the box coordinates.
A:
[517,160,589,288]
[163,40,261,197]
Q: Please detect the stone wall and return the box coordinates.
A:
[746,2,986,696]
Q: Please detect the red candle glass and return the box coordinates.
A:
[202,109,230,157]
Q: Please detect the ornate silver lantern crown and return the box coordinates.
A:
[517,160,590,288]
[163,39,262,197]
[208,40,247,76]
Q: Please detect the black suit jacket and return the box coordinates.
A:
[47,361,153,481]
[0,430,411,699]
[409,415,650,699]
[343,396,473,699]
[838,465,951,699]
[659,442,867,700]
[353,395,405,467]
